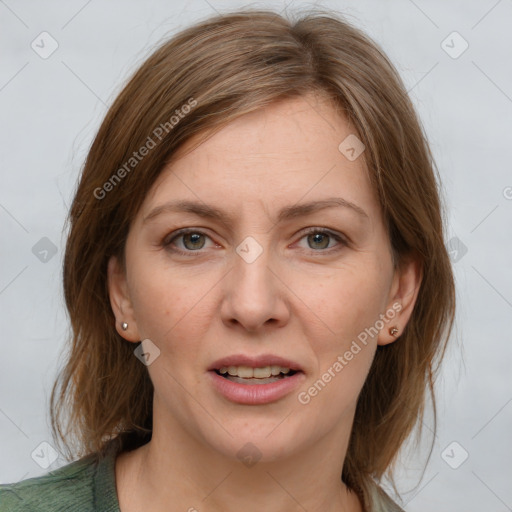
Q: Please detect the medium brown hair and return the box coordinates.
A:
[51,7,455,497]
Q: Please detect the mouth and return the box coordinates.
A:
[213,365,299,385]
[207,354,305,404]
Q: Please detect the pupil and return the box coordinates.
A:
[184,233,204,250]
[309,233,329,250]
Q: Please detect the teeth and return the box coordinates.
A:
[219,365,292,378]
[253,366,271,378]
[270,365,281,376]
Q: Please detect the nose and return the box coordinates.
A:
[220,240,290,333]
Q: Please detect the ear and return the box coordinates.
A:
[107,255,141,343]
[377,253,423,346]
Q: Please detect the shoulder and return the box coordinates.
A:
[0,452,109,512]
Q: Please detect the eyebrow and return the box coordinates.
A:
[142,197,369,225]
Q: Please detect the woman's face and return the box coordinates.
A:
[108,93,418,463]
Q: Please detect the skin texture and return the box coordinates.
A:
[108,92,421,512]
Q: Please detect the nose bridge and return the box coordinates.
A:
[222,234,285,330]
[233,234,274,301]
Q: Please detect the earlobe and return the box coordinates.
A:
[378,254,422,346]
[107,255,141,342]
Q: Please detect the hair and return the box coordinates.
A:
[51,7,455,501]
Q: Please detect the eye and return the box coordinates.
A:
[296,228,346,252]
[162,227,347,257]
[163,229,215,255]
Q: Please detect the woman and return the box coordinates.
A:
[0,8,455,512]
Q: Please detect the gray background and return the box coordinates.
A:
[1,0,511,510]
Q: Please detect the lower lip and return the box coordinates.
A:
[207,370,305,405]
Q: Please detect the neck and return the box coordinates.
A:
[115,405,363,512]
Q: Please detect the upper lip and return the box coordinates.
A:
[208,354,304,372]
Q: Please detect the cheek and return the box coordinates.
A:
[128,259,217,349]
[291,260,389,408]
[294,262,389,348]
[295,274,382,417]
[130,277,174,339]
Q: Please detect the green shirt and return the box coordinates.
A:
[0,445,404,512]
[0,447,119,512]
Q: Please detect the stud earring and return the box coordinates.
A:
[389,326,399,336]
[121,322,128,331]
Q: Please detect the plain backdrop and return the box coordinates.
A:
[1,0,511,510]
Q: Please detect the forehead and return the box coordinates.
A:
[140,93,379,221]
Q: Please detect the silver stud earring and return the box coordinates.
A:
[389,326,399,336]
[121,322,128,331]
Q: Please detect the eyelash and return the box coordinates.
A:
[162,227,347,257]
